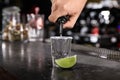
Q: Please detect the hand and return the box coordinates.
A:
[49,0,87,28]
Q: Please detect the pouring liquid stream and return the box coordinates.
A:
[60,23,63,37]
[57,15,70,36]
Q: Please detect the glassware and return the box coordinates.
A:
[50,36,73,67]
[2,6,29,42]
[27,14,44,42]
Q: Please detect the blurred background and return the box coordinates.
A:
[0,0,120,51]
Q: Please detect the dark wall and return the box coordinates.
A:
[0,2,6,31]
[21,0,52,20]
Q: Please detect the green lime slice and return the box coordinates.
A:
[55,55,77,68]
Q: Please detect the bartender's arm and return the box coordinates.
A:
[49,0,87,28]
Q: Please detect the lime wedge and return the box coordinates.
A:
[55,55,77,68]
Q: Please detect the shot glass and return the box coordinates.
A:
[50,36,73,68]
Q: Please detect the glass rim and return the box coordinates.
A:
[50,36,73,39]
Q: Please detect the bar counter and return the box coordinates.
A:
[0,41,120,80]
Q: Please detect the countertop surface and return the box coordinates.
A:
[0,41,120,80]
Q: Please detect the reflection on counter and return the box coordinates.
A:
[51,67,80,80]
[1,41,52,80]
[1,40,120,80]
[1,42,46,70]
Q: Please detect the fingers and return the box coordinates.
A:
[49,1,69,24]
[49,12,67,24]
[49,11,79,29]
[49,6,67,24]
[48,3,79,29]
[63,13,79,28]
